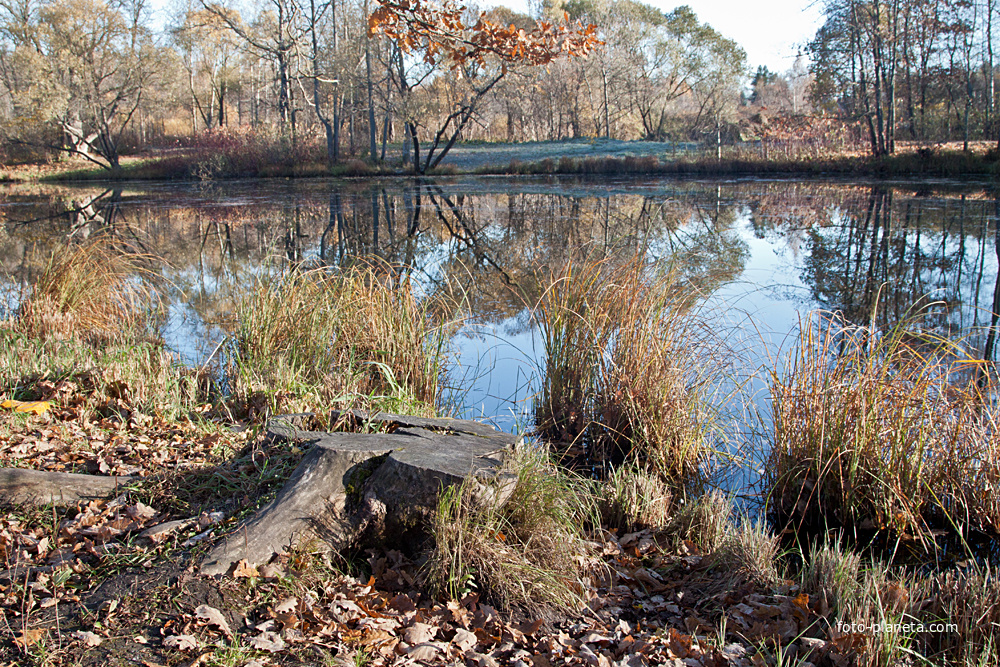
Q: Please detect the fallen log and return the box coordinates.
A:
[201,412,517,576]
[0,468,134,506]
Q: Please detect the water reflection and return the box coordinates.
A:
[1,177,998,427]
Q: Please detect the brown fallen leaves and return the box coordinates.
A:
[0,390,242,478]
[141,530,869,667]
[0,494,166,616]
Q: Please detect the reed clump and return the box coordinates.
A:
[16,241,160,344]
[1,242,206,418]
[425,446,599,616]
[227,263,452,418]
[532,257,715,487]
[763,315,1000,538]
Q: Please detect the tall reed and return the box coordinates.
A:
[226,262,452,417]
[763,314,1000,536]
[17,240,160,343]
[532,257,716,487]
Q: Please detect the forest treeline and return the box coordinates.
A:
[1,0,1000,171]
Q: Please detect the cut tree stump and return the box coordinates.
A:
[200,411,519,576]
[0,468,135,506]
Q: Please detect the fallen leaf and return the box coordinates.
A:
[274,597,298,613]
[249,631,286,653]
[195,604,232,637]
[71,630,103,647]
[452,627,477,652]
[163,634,199,651]
[15,628,45,649]
[233,559,259,579]
[389,593,416,612]
[1,399,51,415]
[408,642,442,661]
[404,622,437,645]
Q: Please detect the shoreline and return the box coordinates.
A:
[5,141,1000,184]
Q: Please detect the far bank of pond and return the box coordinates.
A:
[8,140,1000,182]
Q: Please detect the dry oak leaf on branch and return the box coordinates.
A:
[368,0,600,69]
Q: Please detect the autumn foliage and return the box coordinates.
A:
[367,0,600,70]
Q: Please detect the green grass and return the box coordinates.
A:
[0,329,204,420]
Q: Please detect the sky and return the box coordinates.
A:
[492,0,827,74]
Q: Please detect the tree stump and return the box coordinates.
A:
[200,411,518,576]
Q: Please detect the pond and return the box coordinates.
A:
[2,176,998,494]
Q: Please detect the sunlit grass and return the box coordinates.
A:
[762,313,1000,538]
[225,261,455,419]
[531,256,719,489]
[425,445,599,615]
[16,240,161,345]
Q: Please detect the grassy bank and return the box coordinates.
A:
[5,139,1000,182]
[3,244,1000,666]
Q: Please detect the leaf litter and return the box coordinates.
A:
[0,382,871,666]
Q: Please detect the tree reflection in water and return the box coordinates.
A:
[1,178,998,415]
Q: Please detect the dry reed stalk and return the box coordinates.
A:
[764,314,1000,538]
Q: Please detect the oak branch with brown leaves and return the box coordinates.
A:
[368,0,600,173]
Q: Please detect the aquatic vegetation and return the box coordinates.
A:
[762,314,1000,538]
[532,257,718,488]
[226,262,454,418]
[16,240,160,344]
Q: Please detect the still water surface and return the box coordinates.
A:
[2,176,998,485]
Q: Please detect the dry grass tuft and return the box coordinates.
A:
[16,241,160,344]
[763,314,1000,537]
[668,490,732,553]
[598,464,673,533]
[718,519,782,588]
[800,535,862,617]
[912,566,1000,666]
[227,262,453,418]
[532,256,716,487]
[425,446,599,616]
